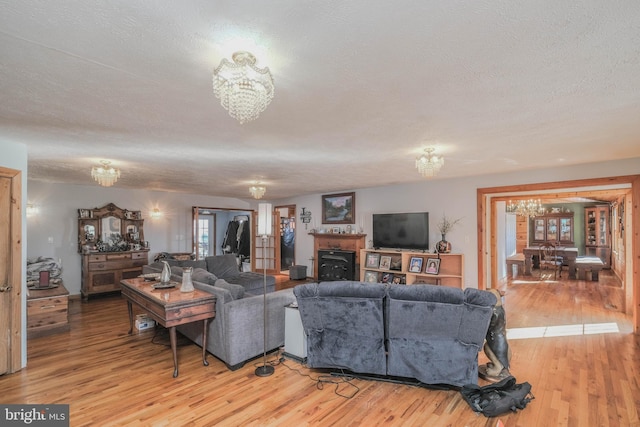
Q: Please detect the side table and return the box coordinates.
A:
[27,284,70,338]
[120,278,216,377]
[284,304,307,362]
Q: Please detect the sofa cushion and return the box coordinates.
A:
[214,279,244,300]
[226,272,275,293]
[191,267,218,284]
[206,255,240,279]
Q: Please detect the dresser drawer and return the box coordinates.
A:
[131,251,148,260]
[106,253,132,261]
[88,254,107,262]
[27,287,69,338]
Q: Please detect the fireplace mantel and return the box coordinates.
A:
[309,233,367,280]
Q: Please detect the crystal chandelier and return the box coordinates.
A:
[507,199,544,218]
[415,147,444,178]
[91,160,120,187]
[212,51,274,124]
[249,184,266,199]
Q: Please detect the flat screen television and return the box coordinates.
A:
[372,212,429,251]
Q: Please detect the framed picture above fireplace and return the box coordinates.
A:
[322,192,355,224]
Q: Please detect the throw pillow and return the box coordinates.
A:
[214,279,244,300]
[191,268,218,284]
[206,255,241,279]
[170,265,184,276]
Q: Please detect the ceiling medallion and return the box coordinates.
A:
[212,51,274,124]
[91,160,120,187]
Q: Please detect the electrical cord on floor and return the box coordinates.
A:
[252,347,285,369]
[279,358,360,399]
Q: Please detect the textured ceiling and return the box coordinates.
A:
[1,1,639,200]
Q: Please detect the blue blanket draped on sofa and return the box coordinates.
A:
[294,281,497,387]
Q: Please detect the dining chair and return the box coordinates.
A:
[539,244,563,279]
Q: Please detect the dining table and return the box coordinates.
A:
[522,246,579,279]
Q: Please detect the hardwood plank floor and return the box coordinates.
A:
[2,271,639,426]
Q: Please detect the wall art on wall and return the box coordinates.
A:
[322,192,355,224]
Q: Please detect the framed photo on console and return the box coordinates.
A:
[379,255,392,270]
[365,253,381,268]
[424,258,440,275]
[409,257,423,273]
[364,270,379,283]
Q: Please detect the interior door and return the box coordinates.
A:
[0,167,22,375]
[277,205,296,272]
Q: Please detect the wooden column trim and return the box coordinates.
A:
[0,166,23,373]
[477,174,640,334]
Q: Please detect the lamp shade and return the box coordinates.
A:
[257,203,272,236]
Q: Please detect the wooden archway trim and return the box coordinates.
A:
[0,166,23,373]
[477,174,640,334]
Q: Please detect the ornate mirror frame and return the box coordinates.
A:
[77,202,145,253]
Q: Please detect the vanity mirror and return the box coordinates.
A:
[77,203,145,253]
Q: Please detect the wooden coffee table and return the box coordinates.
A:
[120,278,216,377]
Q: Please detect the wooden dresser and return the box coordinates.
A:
[27,284,70,338]
[81,250,149,300]
[310,233,367,280]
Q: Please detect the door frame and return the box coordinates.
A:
[275,204,296,272]
[477,174,640,333]
[0,166,23,374]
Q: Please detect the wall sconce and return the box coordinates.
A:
[26,203,38,217]
[151,208,162,219]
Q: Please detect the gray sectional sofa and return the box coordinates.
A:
[143,254,294,369]
[293,281,497,387]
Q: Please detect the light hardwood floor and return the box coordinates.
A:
[2,271,639,426]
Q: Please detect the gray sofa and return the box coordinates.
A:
[293,281,497,387]
[143,254,292,369]
[148,254,275,295]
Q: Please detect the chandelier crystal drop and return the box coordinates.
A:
[249,184,266,200]
[415,147,444,178]
[213,51,274,124]
[507,199,545,218]
[91,160,120,187]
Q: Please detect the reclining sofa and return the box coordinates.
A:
[293,281,497,387]
[143,254,294,369]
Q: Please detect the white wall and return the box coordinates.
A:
[25,156,640,294]
[274,157,640,288]
[0,140,28,367]
[26,181,255,296]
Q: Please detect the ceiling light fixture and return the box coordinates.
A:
[415,147,444,178]
[507,199,544,218]
[249,184,266,200]
[212,51,274,124]
[91,160,120,187]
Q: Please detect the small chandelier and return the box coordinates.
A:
[415,147,444,178]
[213,51,274,124]
[249,184,266,199]
[91,160,120,187]
[507,199,544,218]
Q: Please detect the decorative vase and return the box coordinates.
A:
[180,267,194,293]
[160,260,171,284]
[436,234,451,253]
